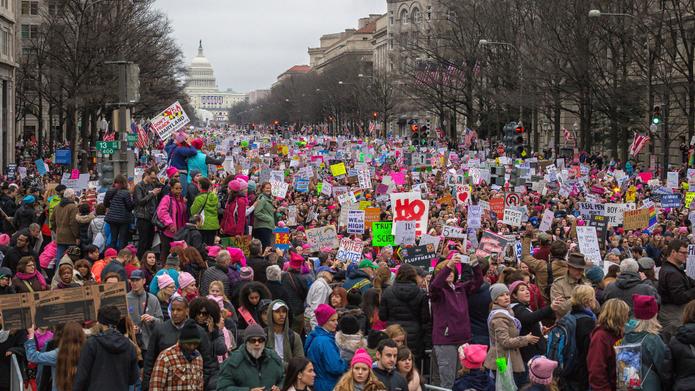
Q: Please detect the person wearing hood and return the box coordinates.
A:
[265,300,304,367]
[343,259,377,295]
[602,258,660,312]
[50,188,79,268]
[305,266,335,329]
[335,315,367,363]
[73,306,139,391]
[190,177,220,246]
[252,182,276,248]
[54,259,80,289]
[143,296,218,391]
[49,245,80,288]
[13,195,37,231]
[103,175,134,250]
[0,267,15,294]
[149,319,204,391]
[216,324,285,391]
[186,138,224,183]
[669,299,695,390]
[75,203,95,254]
[305,304,348,391]
[379,263,431,366]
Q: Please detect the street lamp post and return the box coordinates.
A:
[479,39,524,124]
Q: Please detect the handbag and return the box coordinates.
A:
[153,196,172,230]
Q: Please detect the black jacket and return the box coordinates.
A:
[602,271,661,310]
[511,301,552,364]
[13,205,35,231]
[467,281,491,345]
[266,280,289,303]
[142,319,218,391]
[247,255,270,284]
[0,330,26,390]
[562,307,596,388]
[379,281,431,357]
[173,224,205,257]
[670,322,695,391]
[104,188,134,224]
[73,329,138,391]
[373,366,408,391]
[0,193,17,233]
[133,181,159,219]
[659,261,695,305]
[281,270,309,317]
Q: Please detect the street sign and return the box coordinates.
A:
[126,134,138,144]
[96,141,120,155]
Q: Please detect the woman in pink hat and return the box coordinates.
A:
[333,348,385,391]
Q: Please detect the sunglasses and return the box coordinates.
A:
[197,311,209,316]
[248,337,266,344]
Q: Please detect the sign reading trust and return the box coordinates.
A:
[151,101,190,140]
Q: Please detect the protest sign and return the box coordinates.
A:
[336,238,364,263]
[0,293,32,330]
[442,225,466,239]
[589,215,608,249]
[347,210,366,235]
[271,180,288,199]
[321,181,332,197]
[55,149,71,165]
[539,209,554,232]
[576,226,602,265]
[661,194,683,208]
[330,162,347,177]
[270,170,284,182]
[400,244,438,268]
[305,225,339,252]
[687,192,695,208]
[490,195,505,219]
[150,101,190,140]
[578,202,606,220]
[295,178,309,193]
[364,207,381,228]
[502,208,523,227]
[419,234,441,252]
[35,159,48,176]
[475,231,513,259]
[221,235,252,257]
[273,228,290,250]
[358,169,371,189]
[391,192,429,237]
[605,203,634,227]
[688,245,695,280]
[467,205,482,229]
[623,208,650,231]
[456,185,470,205]
[394,221,417,245]
[667,171,679,189]
[61,173,90,191]
[287,205,298,226]
[372,222,395,247]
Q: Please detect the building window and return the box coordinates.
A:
[22,1,39,15]
[0,0,7,9]
[412,8,422,24]
[400,9,408,24]
[1,30,9,56]
[48,1,59,15]
[389,16,394,25]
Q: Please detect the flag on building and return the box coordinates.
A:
[629,134,649,156]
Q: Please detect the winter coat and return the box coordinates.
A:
[511,301,552,364]
[669,322,695,391]
[484,304,527,373]
[199,264,231,297]
[521,237,567,302]
[172,223,206,257]
[51,198,79,245]
[265,299,304,367]
[305,326,348,391]
[601,271,661,311]
[429,264,483,346]
[166,143,197,171]
[191,191,220,231]
[126,290,164,350]
[73,329,139,391]
[216,346,285,391]
[467,281,491,345]
[87,215,106,243]
[342,268,373,294]
[561,307,596,388]
[0,330,26,391]
[142,320,218,391]
[13,204,36,231]
[148,344,204,391]
[550,274,590,317]
[156,194,187,239]
[24,338,57,391]
[373,366,409,391]
[253,193,276,230]
[12,273,46,293]
[104,187,134,224]
[221,195,247,236]
[452,369,494,391]
[133,181,159,219]
[50,255,75,288]
[76,213,94,250]
[587,325,621,391]
[247,255,269,284]
[267,280,289,302]
[305,276,333,328]
[658,261,695,305]
[187,150,225,182]
[621,329,672,391]
[334,331,367,363]
[101,259,127,283]
[380,280,431,356]
[281,270,310,317]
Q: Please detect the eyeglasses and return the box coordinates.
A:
[248,338,266,344]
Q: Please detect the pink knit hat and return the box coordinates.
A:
[458,344,488,369]
[314,303,336,326]
[229,179,242,192]
[178,272,196,289]
[207,246,221,258]
[528,356,558,385]
[157,274,175,289]
[351,348,373,368]
[228,248,247,267]
[171,241,187,249]
[166,167,179,178]
[508,280,528,296]
[0,234,10,247]
[289,252,304,269]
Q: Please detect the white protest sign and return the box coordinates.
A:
[578,202,605,220]
[391,192,429,237]
[442,225,467,239]
[605,203,635,227]
[271,180,288,199]
[419,234,441,250]
[336,238,364,263]
[321,181,333,197]
[577,226,602,266]
[688,245,695,280]
[467,205,482,229]
[394,221,417,245]
[150,101,190,140]
[667,171,679,189]
[60,173,91,190]
[502,208,523,227]
[347,210,366,235]
[539,209,554,232]
[358,170,371,190]
[287,205,298,226]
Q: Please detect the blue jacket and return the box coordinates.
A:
[304,327,347,391]
[165,142,197,171]
[342,268,373,294]
[24,339,58,391]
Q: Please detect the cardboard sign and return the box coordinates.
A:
[221,235,252,257]
[623,208,650,231]
[442,225,467,239]
[394,221,417,245]
[539,209,554,232]
[502,208,523,227]
[347,210,366,234]
[150,101,190,140]
[391,192,429,237]
[364,207,381,228]
[287,205,298,226]
[271,180,288,199]
[274,228,291,250]
[305,225,339,252]
[372,222,395,247]
[467,205,482,229]
[577,226,602,265]
[400,244,438,268]
[336,238,364,263]
[330,162,347,177]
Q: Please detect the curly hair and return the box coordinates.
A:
[189,297,221,325]
[239,281,271,309]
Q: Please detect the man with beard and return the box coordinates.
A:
[216,323,285,391]
[149,319,204,391]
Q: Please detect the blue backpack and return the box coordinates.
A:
[546,312,591,376]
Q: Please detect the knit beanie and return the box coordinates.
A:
[528,356,558,385]
[244,324,267,341]
[633,294,658,320]
[228,248,247,267]
[97,305,121,327]
[165,254,180,268]
[239,266,254,281]
[458,343,488,369]
[585,266,605,284]
[508,280,528,296]
[166,167,179,179]
[0,234,10,247]
[289,252,304,269]
[178,272,196,290]
[178,319,201,344]
[351,348,373,368]
[338,315,360,335]
[489,283,510,303]
[314,303,336,327]
[157,273,175,289]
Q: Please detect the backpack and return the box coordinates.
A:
[545,312,591,376]
[91,219,107,253]
[220,197,239,236]
[347,278,370,295]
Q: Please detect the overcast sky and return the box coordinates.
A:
[153,0,386,93]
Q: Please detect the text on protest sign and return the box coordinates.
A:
[400,244,438,269]
[391,192,429,237]
[576,226,602,265]
[442,225,467,239]
[347,210,366,234]
[372,222,395,247]
[305,225,339,252]
[271,180,288,199]
[150,101,190,140]
[502,208,523,227]
[467,205,482,229]
[539,209,554,232]
[336,238,364,263]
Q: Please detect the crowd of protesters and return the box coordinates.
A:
[0,125,694,391]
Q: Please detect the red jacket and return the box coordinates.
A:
[221,195,247,236]
[587,325,620,391]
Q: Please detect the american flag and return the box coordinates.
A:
[629,134,650,156]
[103,131,115,141]
[130,122,149,149]
[563,128,573,140]
[368,121,376,133]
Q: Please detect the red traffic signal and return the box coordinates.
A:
[515,126,525,134]
[372,111,378,119]
[410,124,419,132]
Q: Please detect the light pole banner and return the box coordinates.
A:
[151,101,190,140]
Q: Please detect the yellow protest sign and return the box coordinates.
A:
[687,192,695,208]
[359,201,372,210]
[330,162,347,177]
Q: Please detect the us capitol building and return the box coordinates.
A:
[185,41,247,125]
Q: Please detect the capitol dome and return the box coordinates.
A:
[186,40,217,91]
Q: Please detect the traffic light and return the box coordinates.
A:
[410,121,420,146]
[652,106,661,125]
[515,125,525,134]
[372,111,378,119]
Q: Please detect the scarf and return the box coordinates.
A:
[15,270,47,288]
